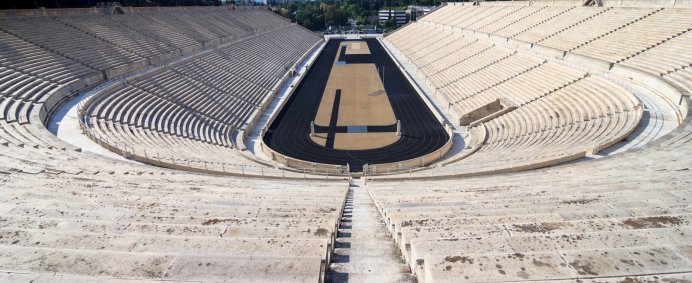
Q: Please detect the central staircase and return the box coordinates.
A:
[325,178,416,283]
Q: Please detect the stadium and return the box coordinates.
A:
[0,0,690,282]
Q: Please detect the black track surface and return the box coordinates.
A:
[263,38,449,172]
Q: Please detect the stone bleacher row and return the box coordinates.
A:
[417,3,692,99]
[1,84,349,280]
[385,20,642,174]
[368,1,692,281]
[467,75,641,165]
[367,156,692,282]
[367,103,692,281]
[83,25,321,166]
[0,143,349,281]
[0,7,294,150]
[0,8,347,281]
[0,6,322,170]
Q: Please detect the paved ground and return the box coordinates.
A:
[49,80,134,162]
[263,38,449,172]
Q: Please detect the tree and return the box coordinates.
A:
[1,0,222,9]
[266,0,449,32]
[382,16,396,29]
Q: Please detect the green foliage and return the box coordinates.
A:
[271,0,442,31]
[382,16,396,29]
[3,0,223,9]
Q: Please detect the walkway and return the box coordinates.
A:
[326,178,415,282]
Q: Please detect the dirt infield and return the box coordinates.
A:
[333,64,396,126]
[263,38,449,172]
[310,132,399,150]
[315,45,396,126]
[314,64,396,126]
[312,42,399,150]
[310,133,328,146]
[333,133,400,150]
[344,41,371,55]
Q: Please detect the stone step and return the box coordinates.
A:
[325,272,417,283]
[347,215,382,220]
[349,203,377,207]
[0,214,338,234]
[334,240,399,250]
[348,208,380,212]
[329,261,411,274]
[349,207,381,212]
[539,273,692,282]
[395,214,692,250]
[406,226,692,270]
[340,218,386,224]
[0,228,331,259]
[0,245,325,282]
[337,229,390,238]
[340,222,386,228]
[335,236,399,244]
[6,205,341,225]
[347,210,382,215]
[333,246,403,257]
[341,219,385,227]
[423,245,692,282]
[0,270,142,282]
[348,213,384,218]
[327,181,413,282]
[379,197,687,221]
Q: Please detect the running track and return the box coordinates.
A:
[263,38,449,172]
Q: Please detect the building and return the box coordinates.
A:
[378,9,407,26]
[408,5,435,21]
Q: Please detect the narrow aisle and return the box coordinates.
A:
[326,178,416,283]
